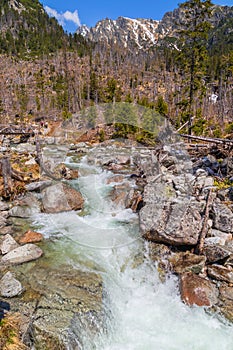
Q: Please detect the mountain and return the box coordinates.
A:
[0,0,66,55]
[77,5,233,51]
[78,17,160,50]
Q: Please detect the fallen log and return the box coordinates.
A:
[178,134,233,145]
[196,189,214,255]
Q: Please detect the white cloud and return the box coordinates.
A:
[44,6,81,28]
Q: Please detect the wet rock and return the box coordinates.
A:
[148,242,172,279]
[218,284,233,322]
[148,242,171,262]
[0,234,19,254]
[211,201,233,233]
[125,189,143,212]
[1,244,43,265]
[20,264,103,349]
[19,230,44,244]
[54,164,79,180]
[207,264,233,283]
[203,242,232,263]
[110,183,131,207]
[41,183,84,213]
[64,168,79,180]
[180,272,218,307]
[106,175,124,184]
[9,193,41,218]
[169,252,206,274]
[0,271,23,297]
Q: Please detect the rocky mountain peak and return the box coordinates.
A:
[77,5,233,51]
[77,16,160,50]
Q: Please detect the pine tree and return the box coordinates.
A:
[177,0,213,134]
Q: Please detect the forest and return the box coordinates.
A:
[0,0,232,138]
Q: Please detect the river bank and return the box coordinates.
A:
[0,135,233,349]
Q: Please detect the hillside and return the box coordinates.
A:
[0,0,232,139]
[0,0,75,56]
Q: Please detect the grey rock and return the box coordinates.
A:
[0,271,23,297]
[203,243,232,263]
[1,244,43,265]
[9,193,41,218]
[13,143,36,153]
[116,155,130,165]
[209,229,232,244]
[140,200,202,246]
[9,205,39,218]
[14,264,103,349]
[41,183,84,213]
[0,234,19,254]
[0,215,8,228]
[212,202,233,233]
[25,180,52,192]
[0,201,9,211]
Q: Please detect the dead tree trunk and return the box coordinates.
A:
[1,156,12,198]
[196,189,214,255]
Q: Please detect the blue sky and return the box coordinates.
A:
[40,0,233,33]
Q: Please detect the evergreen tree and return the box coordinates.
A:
[177,0,213,134]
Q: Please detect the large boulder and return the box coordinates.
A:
[139,170,203,245]
[9,263,103,349]
[1,244,43,265]
[140,200,202,246]
[41,183,84,213]
[180,272,218,307]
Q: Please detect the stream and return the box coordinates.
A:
[31,146,233,350]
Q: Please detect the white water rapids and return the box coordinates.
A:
[32,154,233,350]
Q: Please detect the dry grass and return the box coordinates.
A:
[0,313,29,350]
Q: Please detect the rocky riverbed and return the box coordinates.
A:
[0,137,233,348]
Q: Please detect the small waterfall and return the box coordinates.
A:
[33,152,233,350]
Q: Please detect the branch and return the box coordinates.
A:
[196,189,214,255]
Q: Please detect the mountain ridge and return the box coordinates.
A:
[77,5,233,51]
